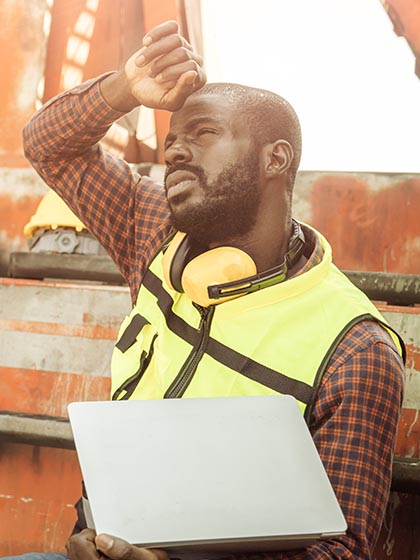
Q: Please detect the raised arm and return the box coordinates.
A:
[22,21,206,286]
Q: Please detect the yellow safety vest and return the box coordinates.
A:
[111,228,404,422]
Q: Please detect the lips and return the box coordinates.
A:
[165,170,198,190]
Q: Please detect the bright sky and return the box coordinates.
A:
[200,0,420,172]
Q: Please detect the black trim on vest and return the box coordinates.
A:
[71,481,89,535]
[142,270,314,404]
[112,333,158,401]
[303,314,406,426]
[116,313,150,352]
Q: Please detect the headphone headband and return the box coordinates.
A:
[162,220,306,306]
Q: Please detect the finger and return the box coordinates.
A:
[162,71,201,111]
[167,66,207,106]
[149,48,203,79]
[155,61,201,85]
[136,34,191,67]
[143,21,179,46]
[95,534,168,560]
[66,529,100,560]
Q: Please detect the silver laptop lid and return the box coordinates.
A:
[68,395,347,554]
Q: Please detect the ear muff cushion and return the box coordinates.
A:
[182,247,257,306]
[162,231,188,292]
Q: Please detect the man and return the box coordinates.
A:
[20,20,404,560]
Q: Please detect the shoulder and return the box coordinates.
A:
[310,319,405,432]
[326,320,404,373]
[316,320,405,413]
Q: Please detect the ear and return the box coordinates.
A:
[263,140,294,178]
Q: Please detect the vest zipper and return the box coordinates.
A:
[164,305,215,399]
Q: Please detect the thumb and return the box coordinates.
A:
[95,534,167,560]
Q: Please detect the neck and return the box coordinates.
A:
[209,189,292,272]
[209,225,290,272]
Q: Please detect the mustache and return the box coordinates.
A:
[164,163,207,187]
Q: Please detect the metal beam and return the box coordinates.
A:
[343,270,420,305]
[0,411,75,450]
[8,252,420,305]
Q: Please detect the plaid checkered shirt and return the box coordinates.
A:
[23,76,405,559]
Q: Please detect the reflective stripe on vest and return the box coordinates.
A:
[110,227,404,415]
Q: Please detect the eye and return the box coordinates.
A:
[197,128,217,137]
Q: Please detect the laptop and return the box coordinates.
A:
[68,395,347,557]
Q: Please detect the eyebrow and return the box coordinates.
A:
[165,116,225,146]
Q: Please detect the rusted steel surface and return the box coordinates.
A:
[0,278,130,387]
[392,458,420,493]
[381,0,420,77]
[0,0,47,168]
[0,169,47,276]
[0,441,82,555]
[1,169,419,280]
[0,278,419,554]
[374,493,420,559]
[373,304,420,558]
[43,0,144,102]
[0,279,130,555]
[293,171,420,275]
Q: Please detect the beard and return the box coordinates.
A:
[164,151,261,245]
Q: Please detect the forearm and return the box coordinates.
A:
[23,74,126,165]
[22,75,147,280]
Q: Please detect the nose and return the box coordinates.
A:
[165,141,192,166]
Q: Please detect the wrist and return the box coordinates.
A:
[99,70,139,113]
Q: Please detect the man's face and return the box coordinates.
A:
[164,95,261,245]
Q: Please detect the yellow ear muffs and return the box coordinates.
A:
[182,246,257,306]
[162,232,257,307]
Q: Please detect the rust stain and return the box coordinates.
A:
[376,303,420,315]
[0,443,80,555]
[395,408,420,458]
[382,0,420,69]
[0,1,45,157]
[82,311,124,328]
[311,176,420,274]
[0,366,111,417]
[405,343,420,371]
[0,193,42,242]
[0,276,129,294]
[0,318,118,340]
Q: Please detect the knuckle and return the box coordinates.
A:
[171,34,183,49]
[149,60,160,75]
[178,47,191,62]
[181,37,192,49]
[66,529,96,559]
[185,60,199,74]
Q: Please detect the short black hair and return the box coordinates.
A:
[190,83,302,184]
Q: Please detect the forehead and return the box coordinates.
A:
[169,94,248,136]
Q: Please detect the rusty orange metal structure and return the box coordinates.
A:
[1,277,419,557]
[381,0,420,77]
[0,0,420,557]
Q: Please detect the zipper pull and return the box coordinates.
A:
[194,303,209,332]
